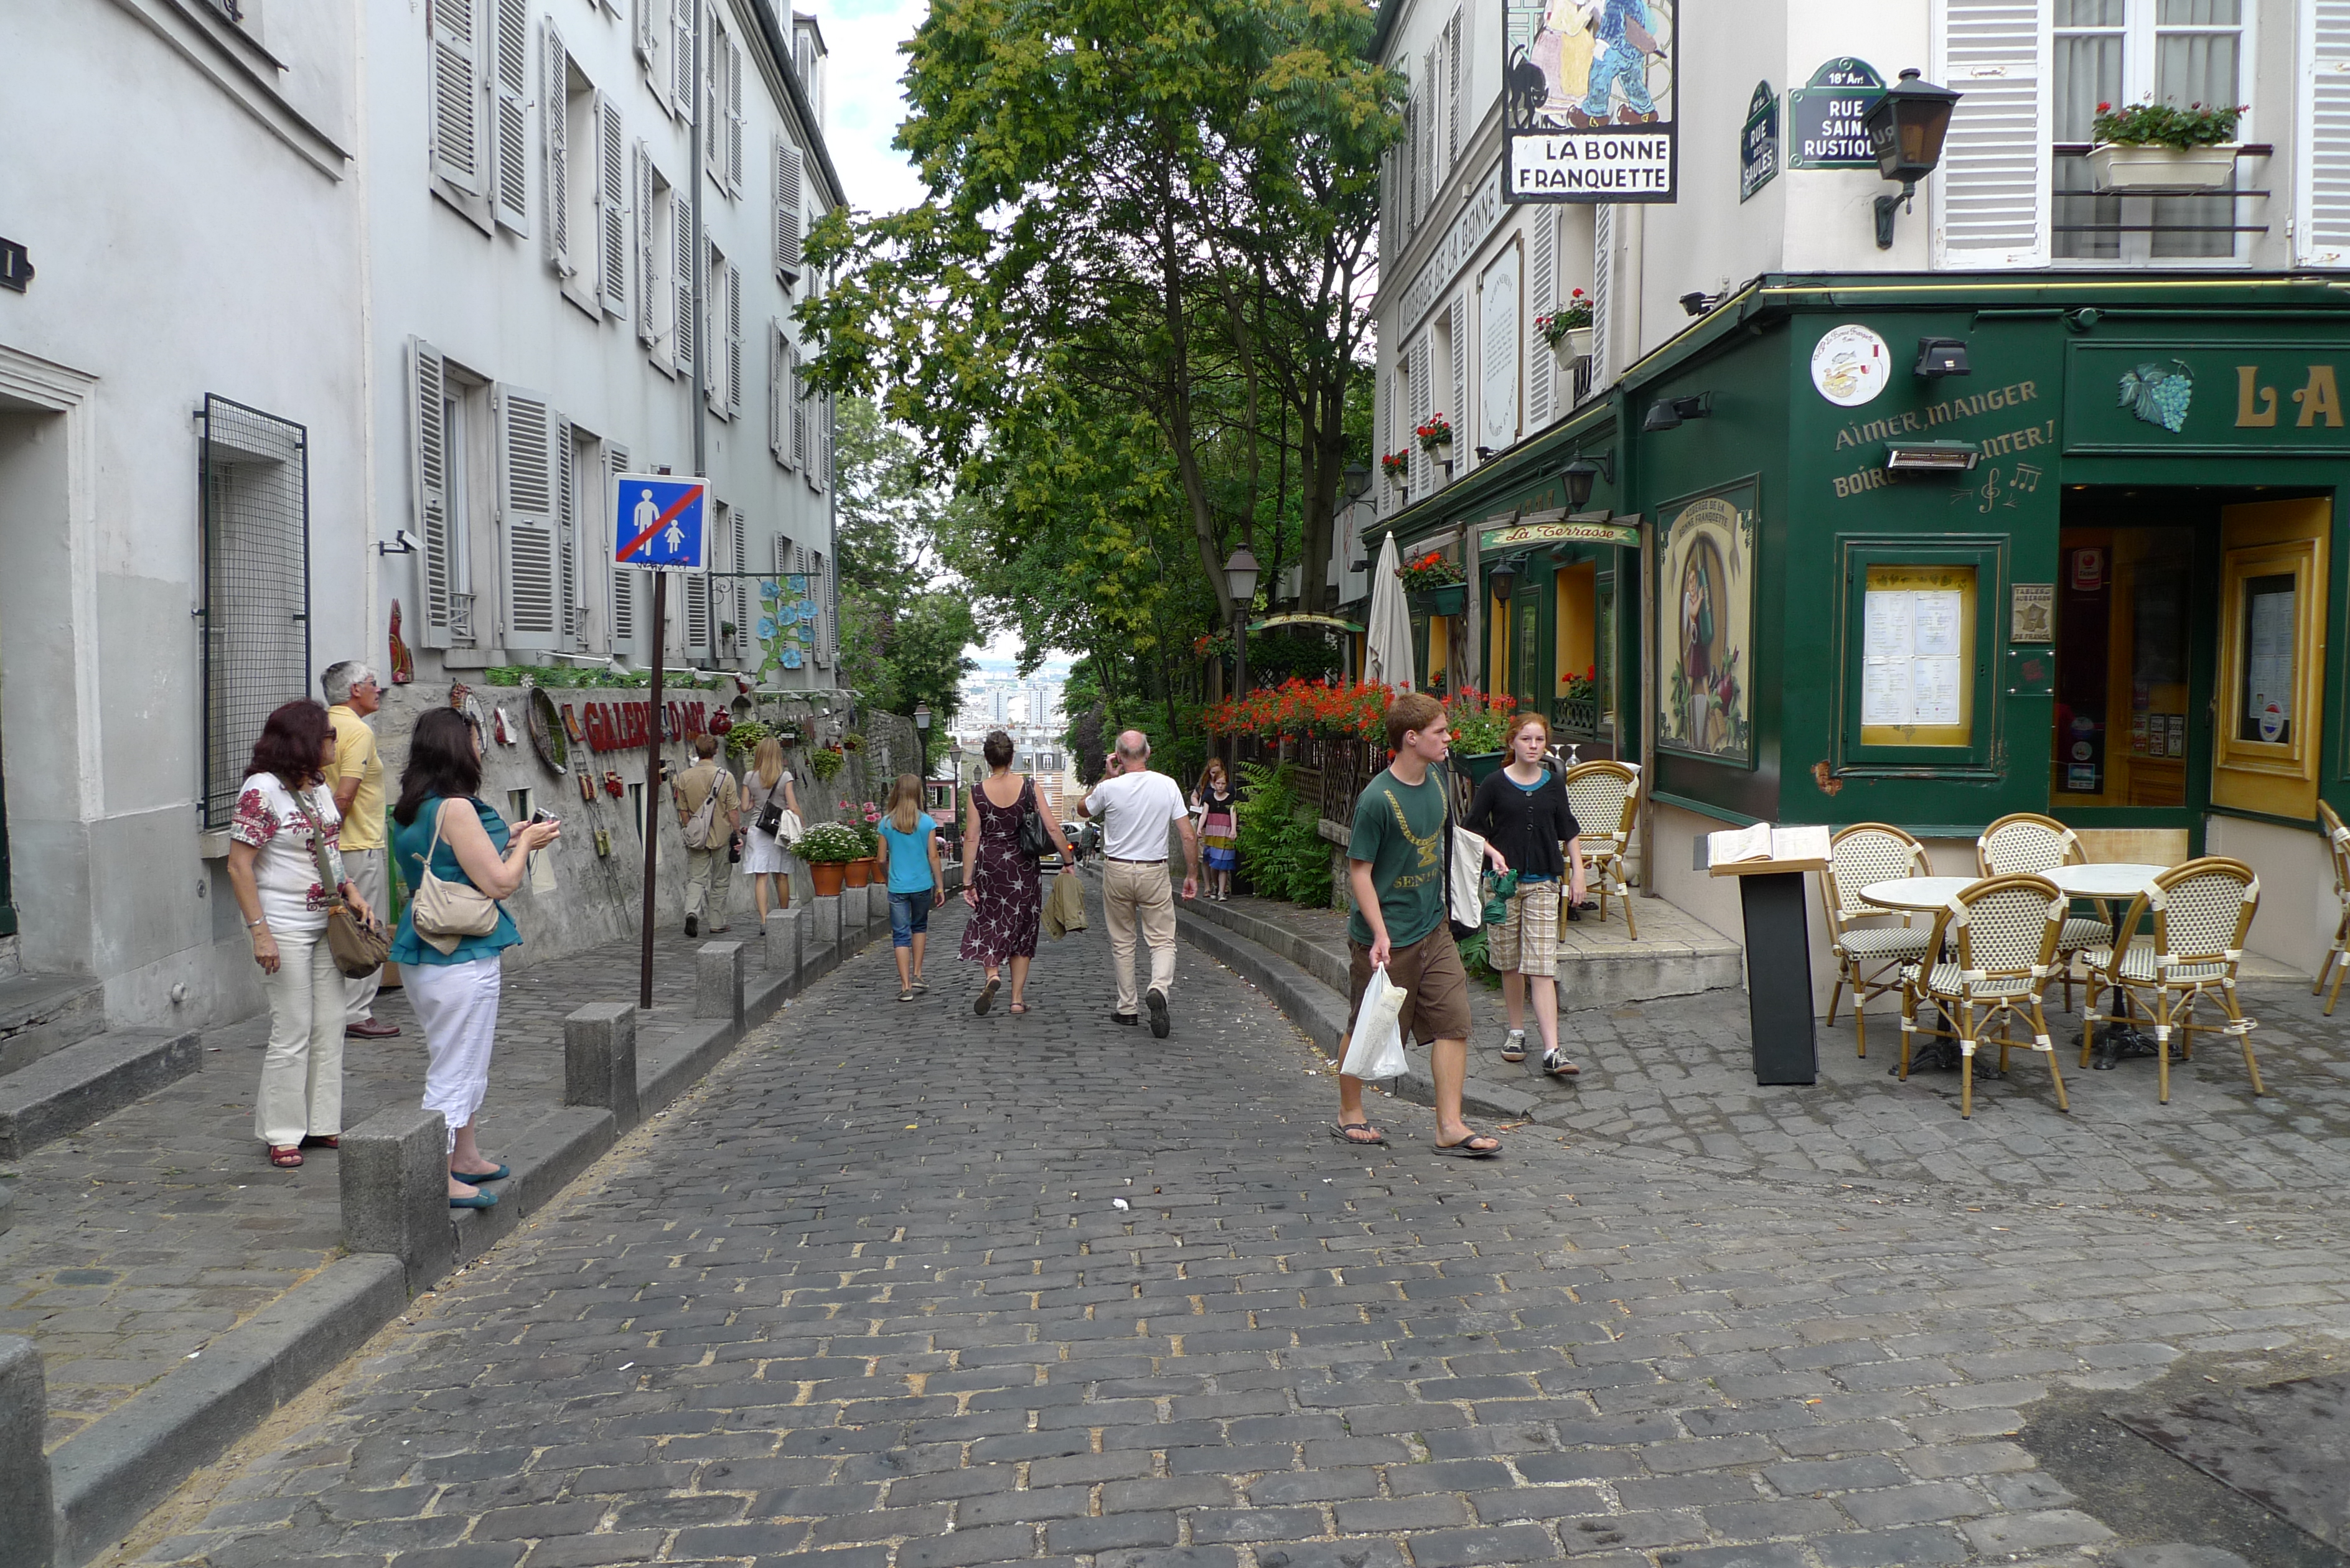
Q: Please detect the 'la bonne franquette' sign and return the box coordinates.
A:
[1499,0,1679,203]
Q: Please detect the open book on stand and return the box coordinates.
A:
[1705,823,1832,868]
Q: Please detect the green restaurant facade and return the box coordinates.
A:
[1360,273,2350,982]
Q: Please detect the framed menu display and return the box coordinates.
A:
[1834,538,2005,778]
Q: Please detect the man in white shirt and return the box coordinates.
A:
[1080,730,1201,1037]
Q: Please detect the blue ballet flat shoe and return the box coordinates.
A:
[454,1164,510,1183]
[449,1188,499,1209]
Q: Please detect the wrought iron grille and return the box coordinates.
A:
[199,395,312,828]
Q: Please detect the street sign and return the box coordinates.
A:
[1786,58,1885,169]
[611,473,708,573]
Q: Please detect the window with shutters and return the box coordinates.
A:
[674,197,696,381]
[810,549,833,668]
[639,152,678,371]
[1527,210,1555,429]
[683,528,713,664]
[596,95,627,317]
[670,0,695,119]
[495,385,564,651]
[1444,8,1464,174]
[491,0,530,231]
[705,248,741,419]
[2304,0,2350,264]
[607,442,642,658]
[197,396,310,831]
[703,11,744,196]
[545,33,611,316]
[770,322,798,467]
[408,340,484,649]
[431,0,492,223]
[774,136,805,284]
[564,425,594,648]
[2051,0,2252,261]
[633,0,671,118]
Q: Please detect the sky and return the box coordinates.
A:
[814,0,1053,670]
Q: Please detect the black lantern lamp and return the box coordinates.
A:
[1560,454,1616,510]
[1223,546,1261,696]
[1864,68,1962,250]
[1487,554,1520,605]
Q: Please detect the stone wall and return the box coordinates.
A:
[363,682,920,969]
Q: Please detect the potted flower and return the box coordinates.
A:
[1380,449,1410,486]
[1537,289,1594,368]
[1560,665,1601,739]
[807,744,846,782]
[2088,98,2244,192]
[795,821,865,897]
[1443,686,1517,786]
[841,800,882,887]
[1397,549,1468,618]
[1415,414,1454,463]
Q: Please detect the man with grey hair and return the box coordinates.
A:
[323,660,398,1038]
[1079,729,1199,1037]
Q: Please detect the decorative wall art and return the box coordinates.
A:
[1655,481,1757,765]
[1503,0,1677,202]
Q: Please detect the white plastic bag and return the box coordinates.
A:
[1340,963,1410,1081]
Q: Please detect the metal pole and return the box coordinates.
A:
[640,1,706,1011]
[1233,613,1248,701]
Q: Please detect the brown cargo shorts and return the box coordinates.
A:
[1347,926,1472,1050]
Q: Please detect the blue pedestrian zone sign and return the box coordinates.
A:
[611,474,708,573]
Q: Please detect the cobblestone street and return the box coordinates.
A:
[113,902,2350,1568]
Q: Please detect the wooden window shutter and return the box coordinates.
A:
[726,32,746,192]
[811,549,831,667]
[684,521,712,658]
[816,391,833,491]
[1403,93,1419,235]
[1590,203,1612,385]
[1448,301,1468,465]
[1379,149,1397,266]
[703,248,724,411]
[555,419,578,643]
[430,0,481,194]
[670,0,694,116]
[1421,47,1438,218]
[410,339,456,648]
[495,385,562,649]
[1527,210,1555,427]
[492,0,530,230]
[790,340,809,469]
[1445,8,1464,170]
[598,95,627,315]
[2299,0,2350,264]
[634,0,663,109]
[705,16,724,170]
[1408,336,1431,501]
[1931,0,2050,268]
[543,22,571,273]
[774,139,804,279]
[634,142,658,345]
[607,442,635,650]
[725,261,744,416]
[673,198,695,376]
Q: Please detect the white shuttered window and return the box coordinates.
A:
[431,0,481,194]
[543,23,571,273]
[607,442,639,655]
[2305,0,2350,263]
[597,95,627,315]
[1932,0,2051,268]
[1527,212,1555,429]
[492,0,530,230]
[410,339,456,648]
[774,138,805,281]
[496,386,563,650]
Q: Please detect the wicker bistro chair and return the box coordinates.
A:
[2315,801,2350,1017]
[2081,857,2267,1105]
[1820,824,1937,1059]
[1898,874,2073,1120]
[1562,760,1642,940]
[1976,811,2112,1010]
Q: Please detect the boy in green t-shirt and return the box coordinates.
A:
[1338,691,1507,1158]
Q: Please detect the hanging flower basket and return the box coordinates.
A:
[1410,584,1468,617]
[1415,414,1454,461]
[1380,450,1410,484]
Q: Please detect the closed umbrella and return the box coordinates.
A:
[1363,533,1416,693]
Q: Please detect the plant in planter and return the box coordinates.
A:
[840,730,866,754]
[1415,414,1455,457]
[2088,98,2244,192]
[724,717,774,762]
[1380,449,1410,484]
[1536,289,1595,365]
[1395,550,1466,592]
[1443,686,1518,765]
[807,745,846,782]
[795,821,864,862]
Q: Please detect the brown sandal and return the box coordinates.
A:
[267,1145,304,1169]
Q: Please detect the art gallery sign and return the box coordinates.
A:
[1500,0,1679,204]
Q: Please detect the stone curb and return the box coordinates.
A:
[1171,903,1538,1122]
[32,915,894,1567]
[0,1029,204,1162]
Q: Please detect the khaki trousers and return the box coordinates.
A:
[685,844,733,927]
[343,847,386,1024]
[1102,859,1177,1015]
[254,930,344,1146]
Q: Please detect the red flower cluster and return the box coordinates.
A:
[1395,550,1466,591]
[1204,678,1395,742]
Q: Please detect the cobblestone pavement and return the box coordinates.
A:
[0,919,737,1449]
[113,899,2350,1568]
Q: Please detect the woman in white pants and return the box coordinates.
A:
[388,706,559,1206]
[227,700,378,1170]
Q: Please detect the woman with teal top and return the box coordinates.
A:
[389,707,561,1208]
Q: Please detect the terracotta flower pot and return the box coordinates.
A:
[843,857,874,889]
[809,861,847,897]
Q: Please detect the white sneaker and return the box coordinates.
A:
[1500,1029,1527,1063]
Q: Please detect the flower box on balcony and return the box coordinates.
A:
[2087,142,2238,193]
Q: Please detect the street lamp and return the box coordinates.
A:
[1560,455,1615,511]
[1223,545,1262,698]
[1863,68,1962,249]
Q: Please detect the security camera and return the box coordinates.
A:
[377,529,425,556]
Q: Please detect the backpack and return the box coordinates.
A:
[681,772,721,849]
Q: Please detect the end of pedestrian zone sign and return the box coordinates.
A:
[612,473,708,573]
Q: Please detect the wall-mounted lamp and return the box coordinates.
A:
[1343,462,1372,499]
[1883,441,1982,474]
[1642,393,1714,432]
[1678,291,1725,318]
[1914,337,1970,378]
[1560,455,1616,509]
[1487,555,1522,602]
[1863,68,1962,249]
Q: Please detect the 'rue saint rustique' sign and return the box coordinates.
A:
[1786,58,1886,169]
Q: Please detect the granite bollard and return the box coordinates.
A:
[697,941,746,1031]
[811,894,841,967]
[0,1336,50,1568]
[764,907,802,981]
[563,1002,640,1129]
[340,1106,455,1292]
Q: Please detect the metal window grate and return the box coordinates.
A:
[200,395,311,828]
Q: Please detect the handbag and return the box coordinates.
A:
[1017,778,1054,860]
[291,793,390,980]
[410,798,502,951]
[752,773,790,836]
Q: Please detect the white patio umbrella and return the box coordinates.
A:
[1362,532,1416,693]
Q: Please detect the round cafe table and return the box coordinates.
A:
[1857,877,1980,1071]
[2046,862,2166,1068]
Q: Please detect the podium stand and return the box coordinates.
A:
[1708,857,1826,1086]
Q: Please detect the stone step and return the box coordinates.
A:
[0,1027,204,1160]
[0,973,108,1077]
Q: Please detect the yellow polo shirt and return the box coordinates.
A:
[328,704,385,851]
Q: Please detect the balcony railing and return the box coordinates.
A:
[2051,144,2271,246]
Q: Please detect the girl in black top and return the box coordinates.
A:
[1464,713,1585,1076]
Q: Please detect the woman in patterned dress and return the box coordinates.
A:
[958,730,1070,1016]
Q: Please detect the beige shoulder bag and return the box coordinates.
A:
[410,798,501,953]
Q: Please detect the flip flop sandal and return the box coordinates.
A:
[1329,1122,1388,1147]
[975,977,999,1015]
[1431,1135,1501,1158]
[1543,1050,1582,1078]
[1500,1031,1527,1063]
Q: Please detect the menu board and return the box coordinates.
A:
[1858,565,1977,747]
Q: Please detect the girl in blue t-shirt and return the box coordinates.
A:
[874,773,945,1001]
